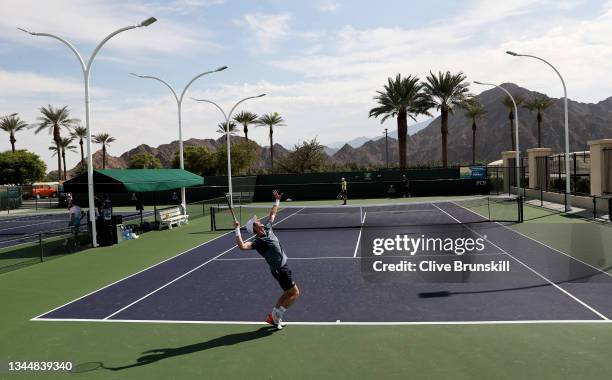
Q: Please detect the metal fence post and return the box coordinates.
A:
[39,232,43,262]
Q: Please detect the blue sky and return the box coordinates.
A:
[1,0,612,170]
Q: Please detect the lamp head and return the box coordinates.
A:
[139,17,157,27]
[129,72,144,78]
[474,81,484,85]
[16,27,36,35]
[216,66,228,72]
[506,51,519,56]
[256,94,266,98]
[9,113,17,117]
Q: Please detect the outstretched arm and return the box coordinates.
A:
[234,220,253,250]
[269,190,282,223]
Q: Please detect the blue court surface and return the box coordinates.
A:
[33,201,612,325]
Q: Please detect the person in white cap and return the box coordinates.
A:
[234,190,299,329]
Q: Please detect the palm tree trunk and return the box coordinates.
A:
[269,128,274,171]
[102,146,106,169]
[10,134,16,153]
[509,114,516,151]
[56,141,62,180]
[244,127,250,175]
[537,112,542,148]
[54,125,62,180]
[62,149,67,180]
[397,110,408,169]
[441,109,449,167]
[79,139,85,167]
[472,121,477,165]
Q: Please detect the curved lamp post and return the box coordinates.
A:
[474,81,523,198]
[506,51,571,211]
[191,94,266,207]
[18,17,157,247]
[130,66,227,211]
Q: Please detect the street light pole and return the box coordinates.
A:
[19,17,157,247]
[474,81,522,198]
[506,51,571,212]
[130,66,227,211]
[191,94,266,207]
[384,128,389,169]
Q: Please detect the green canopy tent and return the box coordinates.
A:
[63,169,203,193]
[63,169,203,227]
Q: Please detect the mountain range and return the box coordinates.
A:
[56,83,612,177]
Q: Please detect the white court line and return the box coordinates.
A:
[100,208,305,320]
[31,226,240,320]
[432,203,609,321]
[32,317,610,326]
[103,241,251,320]
[0,219,64,232]
[455,202,612,279]
[353,211,365,258]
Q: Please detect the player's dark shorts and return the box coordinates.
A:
[271,264,295,291]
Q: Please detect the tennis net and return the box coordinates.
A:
[211,196,523,231]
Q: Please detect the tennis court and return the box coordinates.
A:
[0,210,156,249]
[32,197,612,325]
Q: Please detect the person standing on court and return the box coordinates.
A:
[66,199,82,247]
[401,174,410,198]
[340,177,348,205]
[234,190,299,330]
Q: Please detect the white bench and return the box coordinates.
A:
[157,206,189,230]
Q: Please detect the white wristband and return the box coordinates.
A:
[235,227,241,237]
[274,199,280,207]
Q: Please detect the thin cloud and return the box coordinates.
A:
[240,12,293,53]
[317,1,340,13]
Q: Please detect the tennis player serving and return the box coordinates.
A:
[234,190,299,330]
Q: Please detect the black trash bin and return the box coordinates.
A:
[91,215,123,247]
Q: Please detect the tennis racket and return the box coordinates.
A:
[224,194,238,223]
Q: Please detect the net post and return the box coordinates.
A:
[211,207,216,231]
[39,232,43,262]
[608,197,612,222]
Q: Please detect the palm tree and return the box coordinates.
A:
[369,74,432,169]
[423,71,471,167]
[502,94,524,151]
[49,137,77,180]
[257,113,286,171]
[523,95,552,148]
[216,121,238,135]
[70,125,87,167]
[462,99,487,165]
[33,105,78,180]
[92,133,116,169]
[233,111,258,144]
[0,115,28,152]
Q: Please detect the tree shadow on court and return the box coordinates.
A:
[71,326,277,373]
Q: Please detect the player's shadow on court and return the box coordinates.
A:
[72,326,277,373]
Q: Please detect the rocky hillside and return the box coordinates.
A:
[57,83,612,177]
[407,83,612,164]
